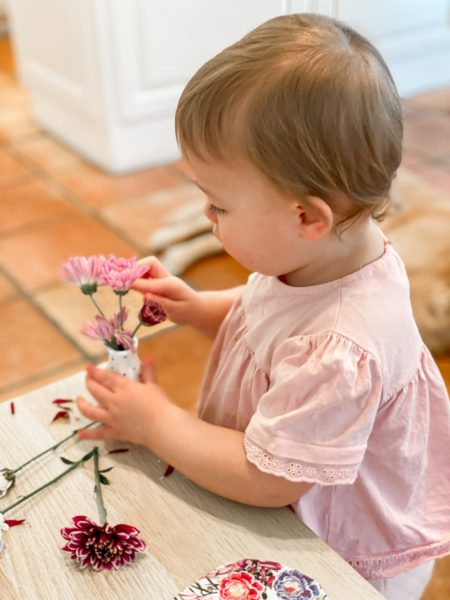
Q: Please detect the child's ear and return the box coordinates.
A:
[296,196,333,240]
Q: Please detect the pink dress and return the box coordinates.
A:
[198,243,450,580]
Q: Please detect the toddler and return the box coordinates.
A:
[77,14,450,599]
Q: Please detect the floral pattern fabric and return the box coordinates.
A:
[174,559,328,599]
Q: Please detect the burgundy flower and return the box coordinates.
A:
[61,515,147,570]
[139,299,167,326]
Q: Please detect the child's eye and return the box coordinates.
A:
[209,204,225,215]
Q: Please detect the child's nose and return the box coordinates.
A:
[204,204,218,224]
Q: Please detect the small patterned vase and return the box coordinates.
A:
[106,339,140,381]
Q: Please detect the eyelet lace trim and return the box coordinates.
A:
[347,540,450,579]
[244,438,359,485]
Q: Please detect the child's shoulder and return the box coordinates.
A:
[243,245,424,390]
[335,243,421,359]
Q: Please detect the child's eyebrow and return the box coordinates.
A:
[191,180,208,193]
[191,180,217,199]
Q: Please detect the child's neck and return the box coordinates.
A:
[282,219,386,287]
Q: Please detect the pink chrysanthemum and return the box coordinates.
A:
[61,515,147,570]
[139,300,167,327]
[81,309,134,350]
[60,256,105,295]
[82,315,115,342]
[110,306,129,330]
[114,331,135,351]
[100,256,149,293]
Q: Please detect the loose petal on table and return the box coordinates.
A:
[51,410,71,423]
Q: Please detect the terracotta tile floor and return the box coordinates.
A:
[0,35,449,597]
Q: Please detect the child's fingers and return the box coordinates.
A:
[76,396,110,423]
[132,276,181,298]
[77,423,115,441]
[85,377,114,406]
[140,358,157,384]
[86,364,123,392]
[136,256,171,278]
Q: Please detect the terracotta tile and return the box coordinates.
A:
[101,183,204,251]
[0,177,78,233]
[403,113,450,160]
[0,77,30,109]
[0,148,30,186]
[402,100,423,120]
[0,36,16,79]
[0,298,82,391]
[34,283,172,359]
[407,87,450,115]
[57,163,182,208]
[183,252,249,291]
[422,555,450,600]
[0,271,18,302]
[139,325,212,412]
[0,109,41,141]
[13,133,83,173]
[0,214,140,291]
[0,360,86,404]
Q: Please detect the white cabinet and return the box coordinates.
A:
[8,0,450,172]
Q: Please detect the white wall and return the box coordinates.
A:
[7,0,450,172]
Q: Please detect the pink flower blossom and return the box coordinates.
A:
[219,571,264,599]
[214,559,281,588]
[100,256,149,293]
[110,306,128,330]
[82,311,135,351]
[60,256,105,295]
[114,331,135,351]
[61,515,147,570]
[82,315,115,342]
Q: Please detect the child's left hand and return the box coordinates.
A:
[76,360,168,446]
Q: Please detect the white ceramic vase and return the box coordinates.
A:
[106,339,141,381]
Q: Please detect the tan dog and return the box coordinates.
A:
[149,169,450,356]
[382,170,450,356]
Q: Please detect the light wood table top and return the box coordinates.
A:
[0,371,382,599]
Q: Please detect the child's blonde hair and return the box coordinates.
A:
[176,13,403,222]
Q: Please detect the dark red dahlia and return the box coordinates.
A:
[139,299,167,326]
[61,515,146,570]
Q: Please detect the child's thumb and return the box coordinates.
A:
[140,358,157,384]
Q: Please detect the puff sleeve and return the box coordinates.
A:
[244,332,382,485]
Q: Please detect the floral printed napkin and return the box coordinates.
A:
[175,558,328,599]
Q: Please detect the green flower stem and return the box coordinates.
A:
[93,447,108,525]
[1,449,95,515]
[11,422,97,476]
[130,323,142,338]
[119,294,123,329]
[88,293,107,319]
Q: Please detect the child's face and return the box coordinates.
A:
[186,154,310,277]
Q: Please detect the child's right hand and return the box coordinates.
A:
[132,256,202,327]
